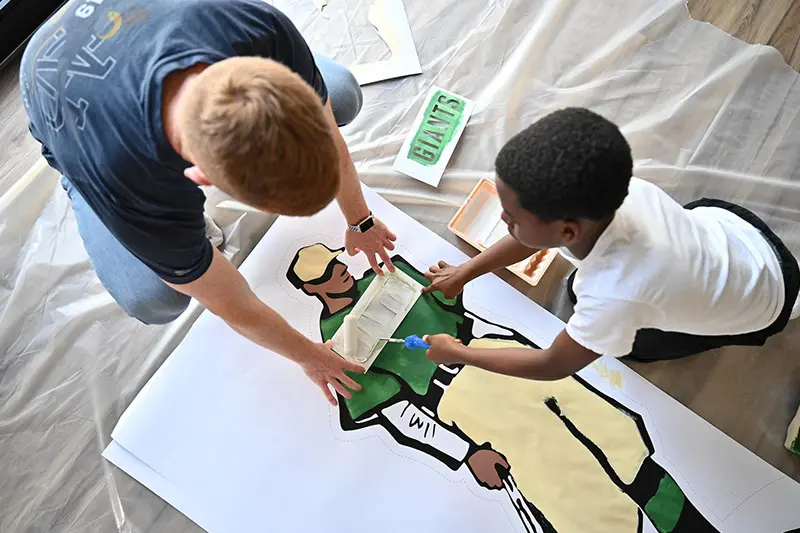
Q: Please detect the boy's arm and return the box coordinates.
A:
[424,235,537,298]
[425,329,600,381]
[462,234,540,278]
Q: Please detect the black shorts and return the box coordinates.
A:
[566,199,800,362]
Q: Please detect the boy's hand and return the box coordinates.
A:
[423,334,465,365]
[422,261,467,298]
[298,341,365,406]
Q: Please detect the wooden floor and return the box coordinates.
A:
[689,0,800,69]
[0,0,798,483]
[0,60,41,198]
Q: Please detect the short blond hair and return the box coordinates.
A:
[179,57,340,216]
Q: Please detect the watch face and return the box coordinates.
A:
[360,217,375,232]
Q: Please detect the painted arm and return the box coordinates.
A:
[167,248,364,405]
[378,399,513,490]
[426,329,600,381]
[322,101,397,275]
[423,235,536,298]
[378,399,472,470]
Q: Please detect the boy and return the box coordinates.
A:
[20,0,399,404]
[422,107,799,381]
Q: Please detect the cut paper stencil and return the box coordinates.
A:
[104,188,800,533]
[349,0,422,85]
[288,247,721,533]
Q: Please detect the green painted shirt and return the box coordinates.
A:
[320,260,463,420]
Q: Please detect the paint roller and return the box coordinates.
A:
[342,315,358,361]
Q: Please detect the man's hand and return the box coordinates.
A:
[345,218,397,275]
[424,334,465,365]
[298,341,365,406]
[422,260,468,298]
[467,448,510,490]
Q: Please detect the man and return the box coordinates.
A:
[20,0,397,403]
[288,243,720,533]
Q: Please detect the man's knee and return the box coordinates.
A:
[314,54,363,126]
[329,68,363,126]
[117,285,191,325]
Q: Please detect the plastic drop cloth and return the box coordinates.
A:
[1,0,799,531]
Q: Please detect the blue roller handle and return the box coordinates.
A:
[403,335,430,350]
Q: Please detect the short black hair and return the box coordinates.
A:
[495,108,632,221]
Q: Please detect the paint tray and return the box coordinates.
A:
[448,178,557,286]
[331,269,424,370]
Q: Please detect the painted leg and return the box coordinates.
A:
[544,397,720,533]
[786,405,800,456]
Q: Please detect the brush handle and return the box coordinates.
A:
[404,335,430,350]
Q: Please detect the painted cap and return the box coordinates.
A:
[292,244,344,283]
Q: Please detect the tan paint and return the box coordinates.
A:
[292,244,342,283]
[438,338,649,532]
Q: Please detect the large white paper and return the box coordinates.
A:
[104,186,800,533]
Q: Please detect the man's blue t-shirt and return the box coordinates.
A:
[20,0,327,283]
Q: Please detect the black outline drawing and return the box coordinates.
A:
[288,245,721,533]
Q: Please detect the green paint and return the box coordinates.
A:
[321,261,463,420]
[792,435,800,456]
[408,90,466,167]
[644,474,685,533]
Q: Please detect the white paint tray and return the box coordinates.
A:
[448,177,557,286]
[331,269,424,369]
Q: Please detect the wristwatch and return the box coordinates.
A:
[348,212,375,233]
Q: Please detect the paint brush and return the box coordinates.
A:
[380,335,430,350]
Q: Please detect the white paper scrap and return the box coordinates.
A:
[350,0,422,85]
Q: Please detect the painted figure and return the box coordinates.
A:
[288,244,720,533]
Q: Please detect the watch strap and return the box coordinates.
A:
[348,212,374,233]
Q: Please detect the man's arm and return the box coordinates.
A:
[167,248,364,405]
[322,101,397,275]
[425,329,600,381]
[423,235,537,298]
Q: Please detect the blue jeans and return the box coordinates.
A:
[63,56,362,325]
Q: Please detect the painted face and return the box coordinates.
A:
[312,262,355,295]
[496,177,576,249]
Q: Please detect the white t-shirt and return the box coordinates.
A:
[563,178,785,358]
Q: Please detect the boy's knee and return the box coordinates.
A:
[118,287,190,325]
